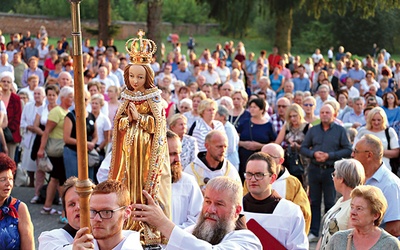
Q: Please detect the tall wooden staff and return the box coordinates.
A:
[68,0,92,230]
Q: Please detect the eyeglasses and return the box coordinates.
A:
[352,148,370,154]
[303,103,314,107]
[90,206,126,219]
[387,96,395,99]
[277,105,288,109]
[244,172,271,181]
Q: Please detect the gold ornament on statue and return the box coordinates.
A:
[125,29,157,65]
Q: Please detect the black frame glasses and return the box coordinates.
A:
[90,206,126,219]
[244,172,271,181]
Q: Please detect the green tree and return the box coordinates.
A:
[196,0,256,37]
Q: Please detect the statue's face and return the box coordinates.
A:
[128,65,146,92]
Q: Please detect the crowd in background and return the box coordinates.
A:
[0,26,399,247]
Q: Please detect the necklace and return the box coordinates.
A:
[121,88,161,102]
[229,109,244,127]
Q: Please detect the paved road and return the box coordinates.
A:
[12,186,63,249]
[12,185,318,249]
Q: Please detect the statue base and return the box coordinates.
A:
[143,244,162,250]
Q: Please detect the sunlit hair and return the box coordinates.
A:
[91,93,105,107]
[365,107,387,130]
[59,86,74,99]
[45,84,60,95]
[198,99,217,116]
[205,176,242,206]
[231,90,248,106]
[191,91,207,101]
[303,96,316,106]
[285,103,305,126]
[123,64,156,91]
[334,159,365,189]
[168,113,187,128]
[351,185,388,226]
[92,179,130,207]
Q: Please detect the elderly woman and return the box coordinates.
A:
[1,71,21,160]
[0,153,34,249]
[229,90,251,130]
[183,91,207,130]
[90,94,111,164]
[188,99,225,152]
[316,159,365,250]
[354,107,399,172]
[168,114,198,169]
[20,86,46,187]
[38,86,74,215]
[30,85,59,204]
[238,98,276,182]
[302,96,320,125]
[327,185,400,249]
[275,103,311,184]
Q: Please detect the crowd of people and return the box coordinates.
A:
[0,26,399,249]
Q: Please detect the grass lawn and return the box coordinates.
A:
[7,33,400,63]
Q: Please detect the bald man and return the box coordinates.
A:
[300,104,352,241]
[261,143,311,234]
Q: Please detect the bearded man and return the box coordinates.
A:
[167,130,203,229]
[132,176,262,249]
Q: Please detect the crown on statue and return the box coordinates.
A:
[125,29,157,65]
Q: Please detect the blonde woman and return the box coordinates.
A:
[354,107,399,171]
[183,91,207,130]
[276,103,312,184]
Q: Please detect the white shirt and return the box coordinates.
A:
[172,173,203,228]
[215,66,231,83]
[38,228,75,250]
[93,230,141,250]
[226,79,245,91]
[200,70,221,84]
[244,199,308,250]
[94,112,112,145]
[166,226,262,249]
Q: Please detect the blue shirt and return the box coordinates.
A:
[300,123,352,166]
[22,67,45,87]
[366,163,400,227]
[342,111,365,125]
[293,77,311,92]
[173,69,192,83]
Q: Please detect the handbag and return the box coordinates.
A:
[37,153,53,172]
[45,138,65,157]
[88,149,100,167]
[284,145,304,176]
[3,127,14,143]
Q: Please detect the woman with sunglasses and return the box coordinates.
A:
[302,96,320,125]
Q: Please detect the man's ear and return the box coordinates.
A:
[125,204,133,220]
[279,157,285,166]
[235,205,242,218]
[270,173,278,184]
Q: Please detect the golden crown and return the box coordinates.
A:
[125,29,157,65]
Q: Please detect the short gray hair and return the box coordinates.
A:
[359,134,384,160]
[59,86,74,99]
[217,105,230,120]
[206,176,242,206]
[334,159,365,188]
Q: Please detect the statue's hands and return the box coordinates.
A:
[127,102,139,123]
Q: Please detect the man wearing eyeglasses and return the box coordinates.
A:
[243,152,308,250]
[261,143,311,234]
[352,134,400,238]
[73,179,142,250]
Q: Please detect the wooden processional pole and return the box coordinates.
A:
[68,0,92,231]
